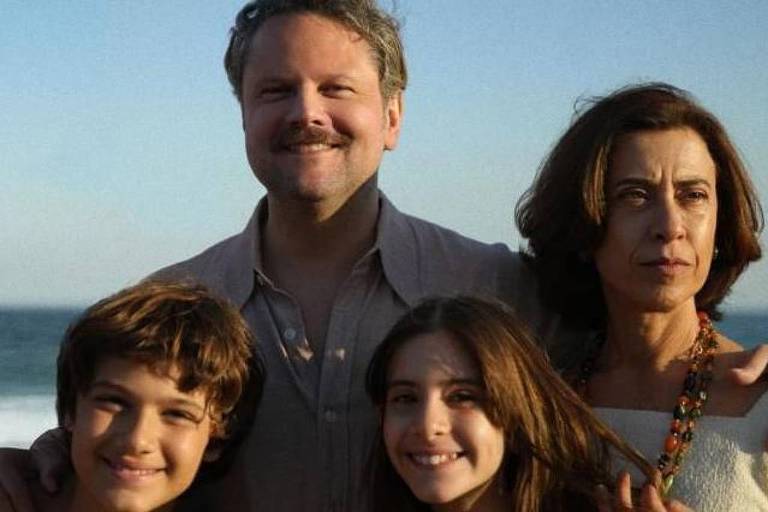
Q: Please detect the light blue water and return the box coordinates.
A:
[0,308,765,447]
[0,308,79,447]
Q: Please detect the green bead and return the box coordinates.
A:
[684,372,697,391]
[661,474,675,496]
[690,407,702,419]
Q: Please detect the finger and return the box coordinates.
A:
[595,484,612,512]
[0,448,38,512]
[729,344,768,386]
[640,484,665,511]
[29,428,71,493]
[666,499,694,512]
[649,469,662,490]
[614,471,633,510]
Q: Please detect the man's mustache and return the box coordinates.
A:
[271,126,352,151]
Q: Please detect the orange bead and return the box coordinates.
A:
[665,434,680,453]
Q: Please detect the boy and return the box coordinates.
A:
[13,281,262,512]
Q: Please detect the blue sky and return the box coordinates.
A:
[2,1,767,309]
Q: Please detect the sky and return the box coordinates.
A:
[2,1,767,309]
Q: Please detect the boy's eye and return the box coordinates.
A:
[92,394,127,412]
[164,409,201,425]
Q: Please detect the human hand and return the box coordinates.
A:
[728,344,768,386]
[0,448,35,512]
[28,427,71,493]
[596,471,693,511]
[0,428,72,512]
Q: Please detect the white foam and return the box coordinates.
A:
[0,394,57,448]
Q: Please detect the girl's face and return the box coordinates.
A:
[382,330,505,511]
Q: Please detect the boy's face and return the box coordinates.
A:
[67,357,214,512]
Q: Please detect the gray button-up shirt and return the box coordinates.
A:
[155,193,563,511]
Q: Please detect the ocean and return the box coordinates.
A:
[1,307,766,448]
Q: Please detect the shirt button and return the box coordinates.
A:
[325,348,346,361]
[283,327,296,341]
[324,408,338,423]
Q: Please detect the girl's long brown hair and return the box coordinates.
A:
[366,296,653,511]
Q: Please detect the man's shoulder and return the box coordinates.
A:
[148,230,251,303]
[152,233,239,279]
[388,209,531,297]
[395,209,524,270]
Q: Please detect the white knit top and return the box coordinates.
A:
[595,392,768,511]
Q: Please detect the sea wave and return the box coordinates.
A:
[0,394,57,448]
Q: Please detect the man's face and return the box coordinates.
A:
[240,13,402,212]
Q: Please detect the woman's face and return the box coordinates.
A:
[594,127,718,314]
[382,331,505,510]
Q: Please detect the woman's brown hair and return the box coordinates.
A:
[365,296,653,511]
[516,83,762,329]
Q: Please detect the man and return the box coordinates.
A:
[0,2,535,511]
[154,3,546,510]
[2,1,767,511]
[153,2,545,510]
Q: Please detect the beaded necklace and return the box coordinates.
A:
[577,311,719,498]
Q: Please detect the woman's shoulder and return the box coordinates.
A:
[707,336,768,417]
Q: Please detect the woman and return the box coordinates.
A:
[365,296,684,511]
[516,83,766,510]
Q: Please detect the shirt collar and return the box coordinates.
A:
[373,193,423,308]
[213,199,265,310]
[249,197,269,281]
[223,192,423,309]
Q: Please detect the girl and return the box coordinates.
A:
[366,296,686,511]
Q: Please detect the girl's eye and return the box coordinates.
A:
[386,391,416,405]
[446,389,481,406]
